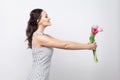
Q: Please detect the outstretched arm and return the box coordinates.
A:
[37,34,97,50]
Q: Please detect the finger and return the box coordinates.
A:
[93,48,96,50]
[87,42,90,44]
[93,47,96,50]
[93,42,96,44]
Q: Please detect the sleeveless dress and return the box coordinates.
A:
[27,31,54,80]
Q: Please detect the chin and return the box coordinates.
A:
[47,23,51,26]
[49,24,51,26]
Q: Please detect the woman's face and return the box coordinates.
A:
[38,11,51,27]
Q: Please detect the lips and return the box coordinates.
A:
[48,21,51,23]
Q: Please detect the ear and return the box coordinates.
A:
[37,19,40,23]
[37,19,42,25]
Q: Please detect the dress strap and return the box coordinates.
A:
[33,31,44,37]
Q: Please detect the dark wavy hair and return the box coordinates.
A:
[26,8,43,49]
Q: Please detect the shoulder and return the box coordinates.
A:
[44,34,53,38]
[37,34,54,42]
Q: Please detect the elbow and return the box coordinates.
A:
[64,43,71,49]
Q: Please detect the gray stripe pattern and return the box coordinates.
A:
[27,32,53,80]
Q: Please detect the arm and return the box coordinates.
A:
[38,34,96,50]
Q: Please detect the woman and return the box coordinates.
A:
[26,8,97,80]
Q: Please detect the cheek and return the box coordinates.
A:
[39,18,45,24]
[40,18,50,25]
[44,19,50,24]
[42,18,47,22]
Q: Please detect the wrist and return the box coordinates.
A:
[82,43,89,50]
[85,43,91,50]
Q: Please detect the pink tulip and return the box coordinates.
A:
[89,25,103,63]
[98,27,103,32]
[92,25,103,34]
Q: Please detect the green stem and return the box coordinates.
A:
[89,33,98,63]
[93,50,98,63]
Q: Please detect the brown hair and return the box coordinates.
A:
[26,8,43,49]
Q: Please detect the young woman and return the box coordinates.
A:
[26,8,97,80]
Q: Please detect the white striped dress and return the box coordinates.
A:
[27,32,53,80]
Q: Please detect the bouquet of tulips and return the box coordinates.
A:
[89,25,103,63]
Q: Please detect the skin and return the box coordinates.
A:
[32,11,97,50]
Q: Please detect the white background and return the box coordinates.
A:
[0,0,120,80]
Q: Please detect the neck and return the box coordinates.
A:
[36,25,45,33]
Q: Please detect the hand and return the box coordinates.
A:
[87,42,97,50]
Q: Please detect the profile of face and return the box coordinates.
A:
[37,11,51,27]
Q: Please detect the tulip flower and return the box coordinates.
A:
[89,25,103,63]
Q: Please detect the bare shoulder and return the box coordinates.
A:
[37,34,54,42]
[45,34,53,38]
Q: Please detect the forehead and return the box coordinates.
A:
[41,11,47,16]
